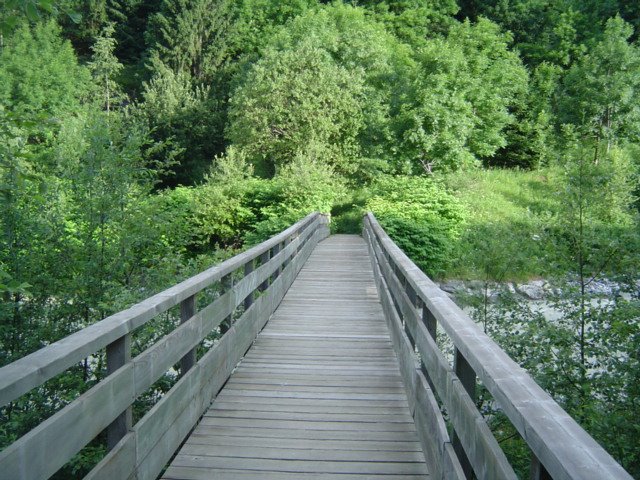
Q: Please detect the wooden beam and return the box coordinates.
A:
[106,334,132,451]
[180,295,197,376]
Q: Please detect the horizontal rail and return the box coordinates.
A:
[87,223,326,480]
[365,223,514,479]
[364,227,465,480]
[0,212,319,408]
[364,212,632,480]
[0,213,329,480]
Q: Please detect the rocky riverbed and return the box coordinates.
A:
[436,278,638,321]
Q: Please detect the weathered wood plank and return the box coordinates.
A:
[163,468,428,480]
[161,235,429,480]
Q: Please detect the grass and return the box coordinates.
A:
[442,168,564,281]
[329,167,639,282]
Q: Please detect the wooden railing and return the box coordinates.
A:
[363,212,632,480]
[0,212,330,480]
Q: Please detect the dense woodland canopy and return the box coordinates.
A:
[1,0,639,477]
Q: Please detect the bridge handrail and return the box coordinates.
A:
[364,212,632,480]
[0,212,319,408]
[0,212,329,480]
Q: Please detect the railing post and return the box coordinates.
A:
[530,454,552,480]
[420,302,438,386]
[220,273,233,334]
[259,250,270,292]
[404,282,417,348]
[453,348,476,479]
[271,243,281,282]
[106,334,132,450]
[422,304,437,341]
[283,237,291,269]
[180,294,197,375]
[244,260,254,310]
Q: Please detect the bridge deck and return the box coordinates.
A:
[162,235,429,480]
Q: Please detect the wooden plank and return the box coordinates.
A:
[162,235,429,479]
[169,455,428,475]
[189,425,423,442]
[163,468,428,480]
[180,443,426,462]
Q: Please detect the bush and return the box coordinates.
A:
[366,175,465,277]
[244,155,347,244]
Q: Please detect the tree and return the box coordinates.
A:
[227,3,414,180]
[396,18,528,172]
[88,23,123,113]
[0,20,89,118]
[558,16,640,158]
[346,0,459,46]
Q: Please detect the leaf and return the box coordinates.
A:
[67,11,82,24]
[39,0,55,12]
[25,2,40,21]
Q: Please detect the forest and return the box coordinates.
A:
[0,0,639,478]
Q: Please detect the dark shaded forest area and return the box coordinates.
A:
[1,0,639,477]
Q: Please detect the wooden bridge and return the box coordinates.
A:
[0,212,633,480]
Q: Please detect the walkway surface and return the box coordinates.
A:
[161,235,429,480]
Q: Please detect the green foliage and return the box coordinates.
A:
[0,0,80,35]
[366,175,465,277]
[140,58,224,185]
[474,289,640,478]
[245,153,347,243]
[146,0,314,84]
[191,149,259,248]
[227,3,413,180]
[87,23,124,112]
[228,42,365,178]
[397,19,528,172]
[145,0,234,82]
[444,168,565,280]
[558,16,640,147]
[0,20,90,117]
[346,0,459,46]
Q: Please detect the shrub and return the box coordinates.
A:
[245,154,347,244]
[366,175,465,277]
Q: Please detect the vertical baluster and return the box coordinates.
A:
[453,348,476,479]
[404,281,417,348]
[283,237,291,269]
[106,334,132,450]
[271,243,281,282]
[180,294,197,375]
[244,260,254,310]
[420,302,438,387]
[220,273,233,334]
[530,455,552,480]
[422,303,437,341]
[259,250,270,292]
